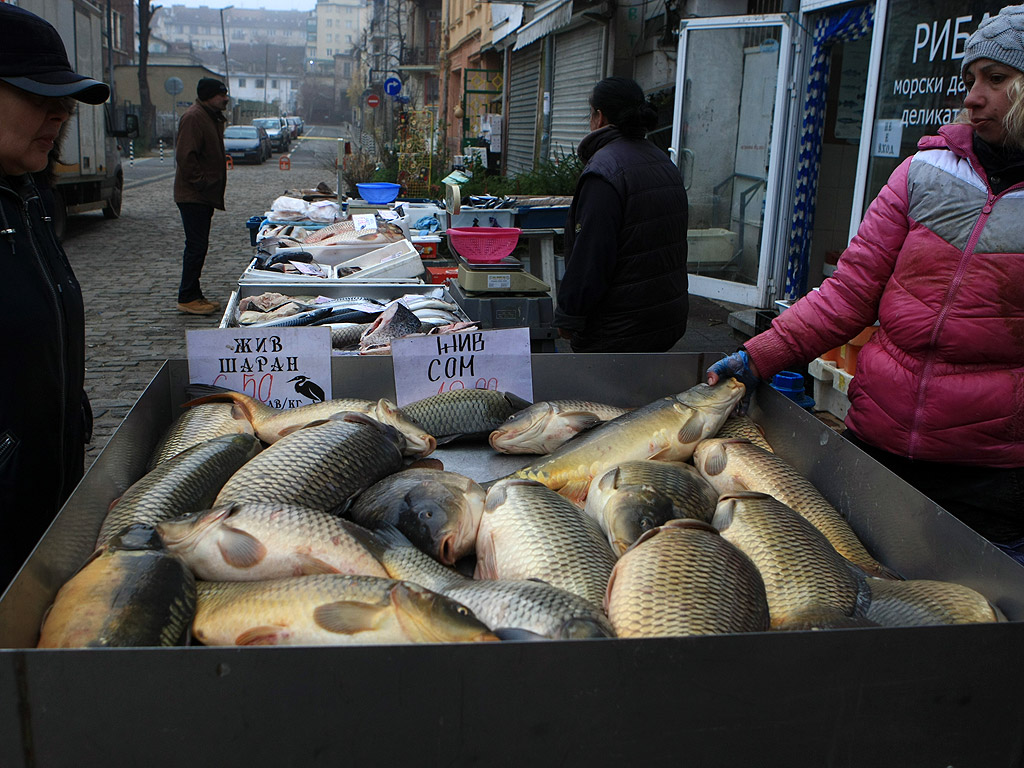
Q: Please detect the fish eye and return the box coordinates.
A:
[455,605,468,616]
[420,509,433,519]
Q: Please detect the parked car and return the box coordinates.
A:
[285,116,303,138]
[224,124,270,164]
[252,117,290,152]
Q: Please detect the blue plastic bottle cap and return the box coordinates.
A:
[772,371,804,394]
[771,371,816,410]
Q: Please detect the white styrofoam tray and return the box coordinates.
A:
[241,241,423,284]
[332,240,423,281]
[220,283,469,330]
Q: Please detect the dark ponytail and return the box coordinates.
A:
[589,76,657,138]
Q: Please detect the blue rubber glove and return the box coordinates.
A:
[706,351,760,412]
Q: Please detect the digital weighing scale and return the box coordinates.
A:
[452,252,551,294]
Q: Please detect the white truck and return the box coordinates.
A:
[19,0,136,239]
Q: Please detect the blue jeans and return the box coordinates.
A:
[177,202,214,303]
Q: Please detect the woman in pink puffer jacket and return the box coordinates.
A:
[708,5,1024,559]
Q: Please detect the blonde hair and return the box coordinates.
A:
[956,69,1024,148]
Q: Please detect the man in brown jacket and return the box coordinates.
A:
[174,77,228,315]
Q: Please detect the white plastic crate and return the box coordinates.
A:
[333,240,423,281]
[268,240,401,266]
[808,357,853,420]
[239,258,335,284]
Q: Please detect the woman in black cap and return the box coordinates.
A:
[553,76,689,352]
[0,4,110,587]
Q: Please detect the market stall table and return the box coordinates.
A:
[2,354,1024,766]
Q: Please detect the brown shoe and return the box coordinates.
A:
[177,298,220,315]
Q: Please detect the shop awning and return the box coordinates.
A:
[512,0,572,50]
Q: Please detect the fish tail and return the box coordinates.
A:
[181,385,277,426]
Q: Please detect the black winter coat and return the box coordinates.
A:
[554,126,689,352]
[0,174,89,587]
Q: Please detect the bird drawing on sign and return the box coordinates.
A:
[289,375,325,403]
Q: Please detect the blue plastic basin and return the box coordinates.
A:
[356,182,401,204]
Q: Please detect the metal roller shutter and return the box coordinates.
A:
[505,42,542,175]
[549,24,605,160]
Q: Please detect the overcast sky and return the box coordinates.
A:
[167,0,318,12]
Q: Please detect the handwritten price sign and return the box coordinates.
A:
[391,327,533,407]
[186,327,333,407]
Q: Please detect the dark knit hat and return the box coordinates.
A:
[197,77,228,101]
[0,4,110,104]
[963,5,1024,77]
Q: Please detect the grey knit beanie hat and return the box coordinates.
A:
[962,5,1024,77]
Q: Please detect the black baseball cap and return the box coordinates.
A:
[0,4,110,105]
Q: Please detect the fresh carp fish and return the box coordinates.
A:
[347,468,485,565]
[514,379,745,503]
[604,519,770,638]
[38,524,196,648]
[488,400,632,455]
[864,578,1007,627]
[193,575,500,646]
[157,503,388,581]
[584,460,720,556]
[400,389,533,445]
[97,433,263,548]
[184,385,435,458]
[148,402,255,469]
[715,414,774,453]
[712,492,871,629]
[693,438,901,580]
[214,412,406,513]
[369,524,615,640]
[475,478,617,607]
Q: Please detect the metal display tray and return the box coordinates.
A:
[2,354,1024,766]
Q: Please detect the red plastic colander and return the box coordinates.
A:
[447,227,522,263]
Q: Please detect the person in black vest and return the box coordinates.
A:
[553,77,689,352]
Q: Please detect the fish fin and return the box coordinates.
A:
[275,424,302,439]
[217,527,268,568]
[504,392,534,411]
[295,554,342,575]
[339,519,390,559]
[676,411,705,445]
[433,434,459,446]
[181,385,269,427]
[558,479,591,505]
[474,531,500,579]
[493,627,549,642]
[559,412,603,433]
[406,457,445,470]
[313,601,390,634]
[700,441,730,477]
[370,521,415,550]
[483,482,509,512]
[235,625,288,646]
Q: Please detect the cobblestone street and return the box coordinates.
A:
[65,140,342,466]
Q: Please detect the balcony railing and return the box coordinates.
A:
[400,47,439,66]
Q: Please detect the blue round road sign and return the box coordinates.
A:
[384,77,402,96]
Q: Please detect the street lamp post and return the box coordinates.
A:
[220,6,233,90]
